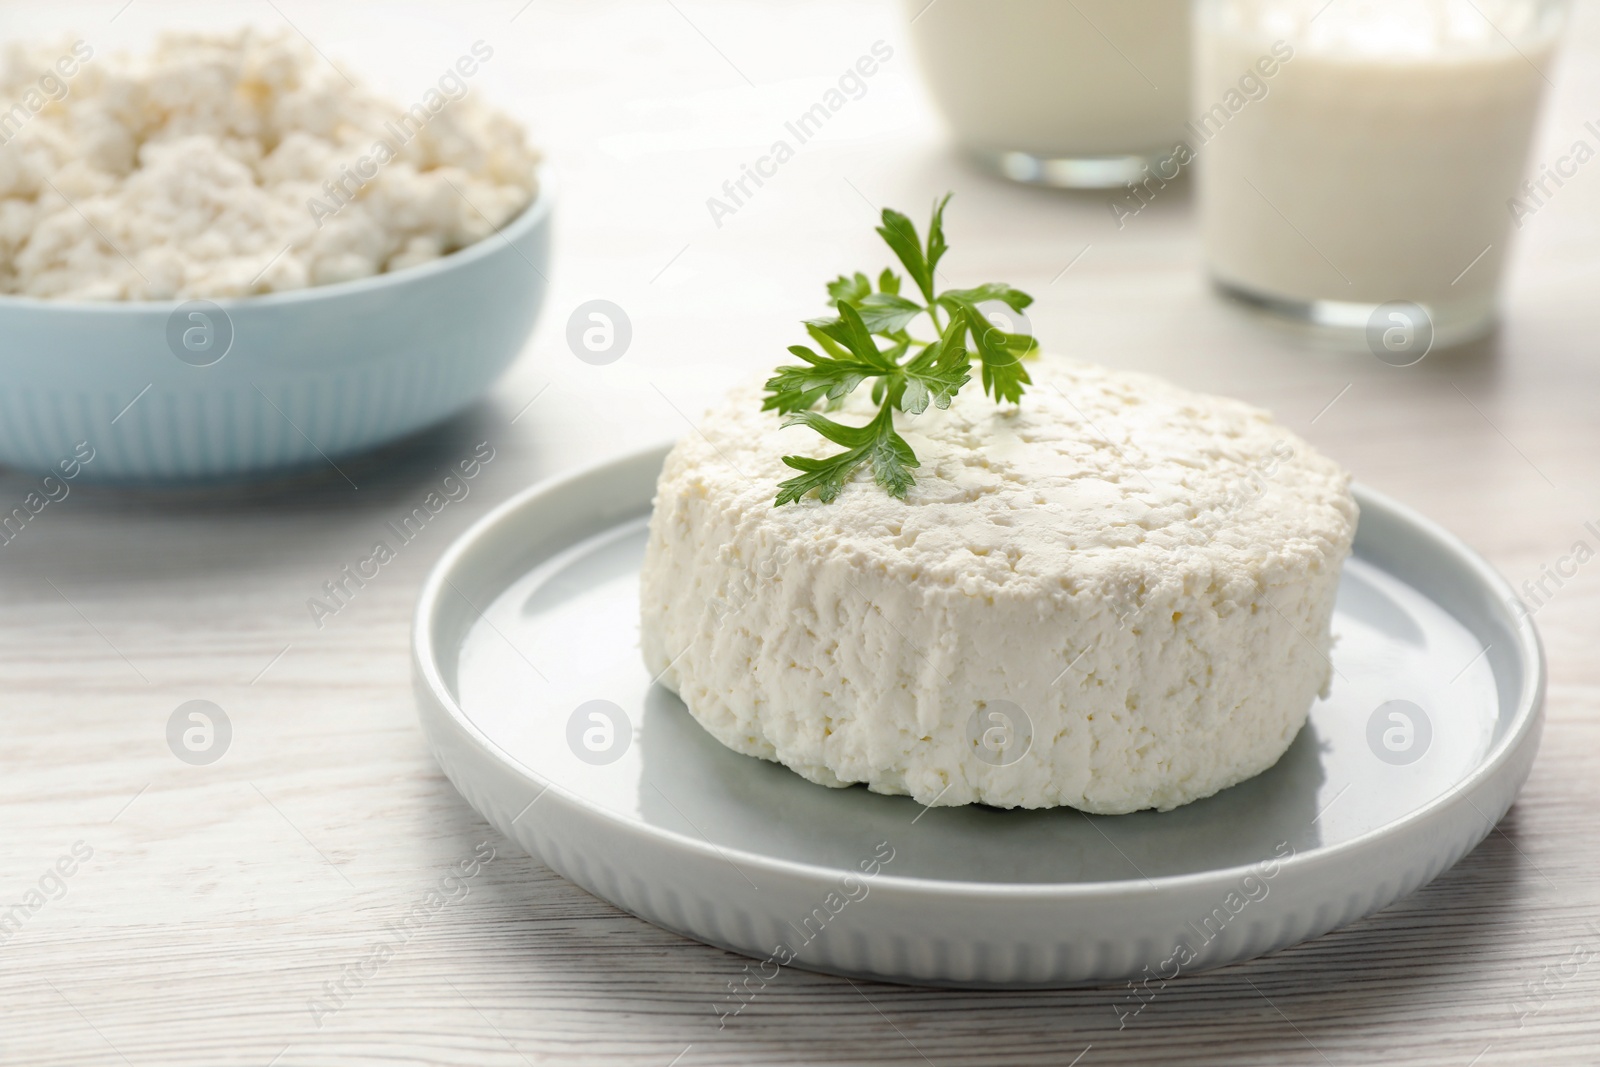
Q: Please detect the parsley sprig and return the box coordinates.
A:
[764,195,1037,506]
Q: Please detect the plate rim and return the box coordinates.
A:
[413,441,1545,901]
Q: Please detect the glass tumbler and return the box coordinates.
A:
[904,0,1192,188]
[1195,0,1570,351]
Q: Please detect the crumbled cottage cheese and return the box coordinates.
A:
[641,355,1358,814]
[0,31,539,300]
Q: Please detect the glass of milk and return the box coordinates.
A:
[1196,0,1569,349]
[903,0,1192,188]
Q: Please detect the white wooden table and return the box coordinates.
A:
[5,1,1600,1063]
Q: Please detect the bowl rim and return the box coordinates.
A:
[0,163,552,313]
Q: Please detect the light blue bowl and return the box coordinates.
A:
[0,177,551,482]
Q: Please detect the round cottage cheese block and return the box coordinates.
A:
[640,354,1357,814]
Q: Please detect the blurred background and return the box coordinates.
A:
[2,1,1598,1064]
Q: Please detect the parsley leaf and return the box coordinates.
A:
[775,402,918,505]
[875,210,930,305]
[764,194,1037,505]
[762,346,880,416]
[854,292,924,334]
[826,272,871,307]
[898,314,971,415]
[937,287,1037,404]
[925,193,951,283]
[807,301,901,372]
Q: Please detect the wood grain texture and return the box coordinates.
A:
[3,1,1600,1064]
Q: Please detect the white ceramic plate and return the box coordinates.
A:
[413,444,1543,988]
